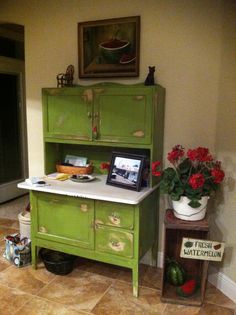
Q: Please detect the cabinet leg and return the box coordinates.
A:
[31,243,37,269]
[132,266,139,297]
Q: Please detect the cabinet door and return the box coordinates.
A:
[34,193,94,249]
[43,88,93,140]
[93,87,153,144]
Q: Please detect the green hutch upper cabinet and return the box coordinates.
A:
[42,83,165,146]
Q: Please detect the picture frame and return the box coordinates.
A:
[78,16,140,78]
[106,152,145,191]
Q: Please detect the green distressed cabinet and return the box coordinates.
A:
[19,83,165,297]
[42,85,158,145]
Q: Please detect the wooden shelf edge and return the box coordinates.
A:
[161,296,203,307]
[164,209,209,231]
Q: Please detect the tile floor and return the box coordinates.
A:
[0,196,235,315]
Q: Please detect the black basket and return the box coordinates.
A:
[40,248,76,275]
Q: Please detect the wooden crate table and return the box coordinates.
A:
[161,209,209,306]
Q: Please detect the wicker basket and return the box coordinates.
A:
[56,163,93,175]
[40,248,76,275]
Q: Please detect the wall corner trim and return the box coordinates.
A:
[208,265,236,303]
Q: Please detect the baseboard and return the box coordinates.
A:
[140,250,164,267]
[208,265,236,303]
[141,251,236,303]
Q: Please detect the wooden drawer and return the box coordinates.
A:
[95,200,134,229]
[95,225,133,258]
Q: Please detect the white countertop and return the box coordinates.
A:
[17,175,157,205]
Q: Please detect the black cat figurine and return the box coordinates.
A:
[144,66,155,86]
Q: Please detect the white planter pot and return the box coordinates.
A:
[172,196,209,221]
[18,211,31,239]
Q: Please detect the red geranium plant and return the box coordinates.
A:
[152,145,225,208]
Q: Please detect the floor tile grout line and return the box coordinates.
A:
[114,277,162,293]
[0,281,38,315]
[90,279,115,313]
[32,272,59,297]
[19,273,115,314]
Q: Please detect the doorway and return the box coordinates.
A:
[0,23,28,203]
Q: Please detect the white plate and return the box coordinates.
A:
[70,175,96,183]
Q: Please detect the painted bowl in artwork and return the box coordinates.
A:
[99,39,130,63]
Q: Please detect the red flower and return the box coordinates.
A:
[211,168,225,184]
[152,161,162,177]
[187,147,213,162]
[100,162,110,170]
[167,145,184,163]
[189,173,205,189]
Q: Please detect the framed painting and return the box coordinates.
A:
[106,151,145,191]
[78,16,140,78]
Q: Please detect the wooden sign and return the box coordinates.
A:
[180,238,225,261]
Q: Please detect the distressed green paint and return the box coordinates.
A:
[95,225,133,258]
[34,192,94,249]
[34,83,166,297]
[43,87,93,140]
[93,87,152,144]
[42,83,165,150]
[95,200,134,229]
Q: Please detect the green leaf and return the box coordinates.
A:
[188,200,201,208]
[170,187,184,201]
[170,192,181,201]
[163,168,176,180]
[178,159,192,174]
[160,181,170,194]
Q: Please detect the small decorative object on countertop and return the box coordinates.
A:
[144,66,155,86]
[57,64,74,87]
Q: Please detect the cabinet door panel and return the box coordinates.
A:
[43,89,92,140]
[95,200,134,229]
[94,87,153,144]
[34,193,94,249]
[96,226,133,258]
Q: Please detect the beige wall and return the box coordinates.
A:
[1,0,235,283]
[212,0,236,282]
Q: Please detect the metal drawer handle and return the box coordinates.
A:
[39,226,47,233]
[109,213,121,225]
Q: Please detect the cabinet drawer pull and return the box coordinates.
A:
[39,226,47,233]
[80,204,88,212]
[109,240,124,252]
[109,213,121,225]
